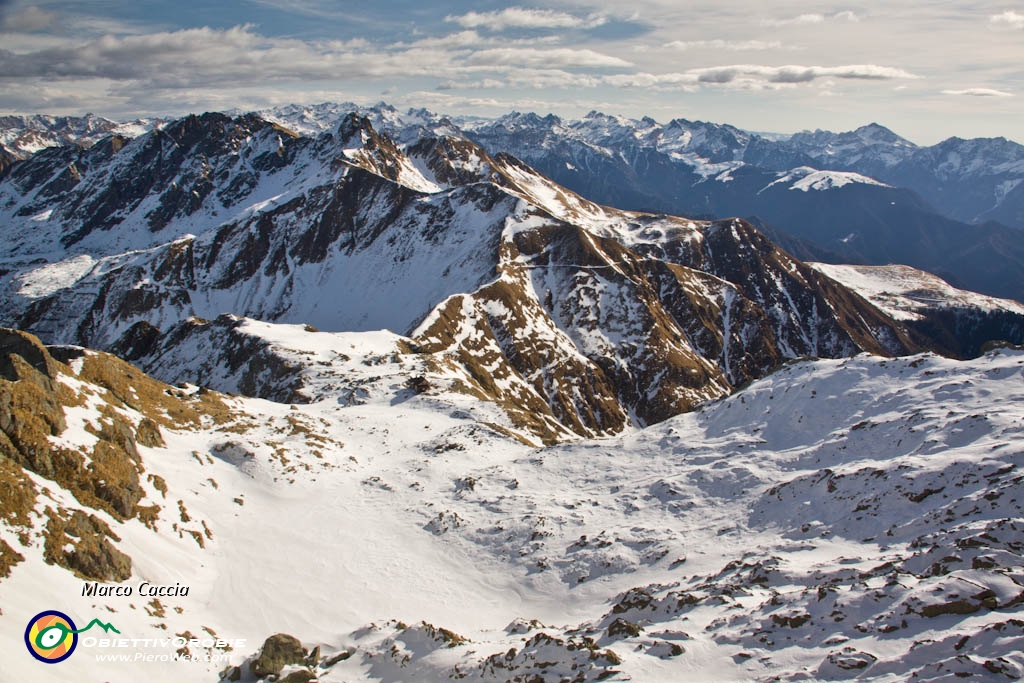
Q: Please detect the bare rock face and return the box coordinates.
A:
[0,327,242,584]
[250,633,308,678]
[817,648,878,678]
[0,327,64,380]
[44,509,132,582]
[116,315,308,404]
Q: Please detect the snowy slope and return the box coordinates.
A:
[761,166,891,193]
[0,327,539,683]
[808,263,1024,359]
[3,330,1023,682]
[809,263,1024,321]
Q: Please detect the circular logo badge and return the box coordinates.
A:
[25,610,78,663]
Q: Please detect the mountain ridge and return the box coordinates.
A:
[0,109,958,442]
[5,104,1024,301]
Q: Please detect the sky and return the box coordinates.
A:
[0,1,1021,144]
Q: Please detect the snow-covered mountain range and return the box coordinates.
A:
[1,104,1024,682]
[253,102,1024,233]
[461,111,1024,233]
[455,111,1024,301]
[783,124,1024,228]
[0,113,158,160]
[3,104,1023,299]
[3,109,965,442]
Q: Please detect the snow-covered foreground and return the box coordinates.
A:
[3,334,1023,682]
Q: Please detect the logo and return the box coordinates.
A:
[25,610,120,663]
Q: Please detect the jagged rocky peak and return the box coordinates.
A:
[405,134,501,188]
[333,111,413,181]
[853,121,914,145]
[491,110,563,132]
[786,123,918,165]
[139,111,304,168]
[658,117,752,158]
[579,110,631,125]
[922,134,1024,172]
[335,110,377,140]
[0,110,319,256]
[331,109,485,188]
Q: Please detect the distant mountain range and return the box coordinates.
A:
[255,102,1024,233]
[3,105,1023,300]
[0,113,158,158]
[456,111,1024,300]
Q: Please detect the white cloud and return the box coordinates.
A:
[539,63,921,93]
[245,0,353,20]
[664,39,783,51]
[64,14,166,37]
[0,22,640,117]
[391,30,486,49]
[396,31,560,50]
[763,13,825,26]
[763,11,859,27]
[0,26,413,85]
[2,5,58,32]
[0,82,112,111]
[990,10,1024,29]
[598,72,696,90]
[445,8,606,32]
[942,88,1013,97]
[437,78,507,91]
[0,7,968,135]
[466,47,631,69]
[0,24,635,93]
[508,69,601,89]
[689,64,918,85]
